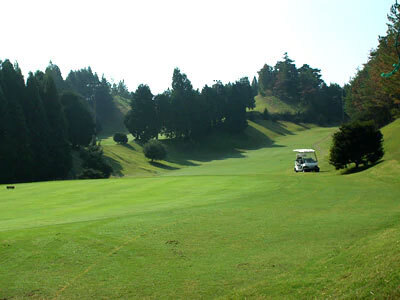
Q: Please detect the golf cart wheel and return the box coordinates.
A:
[294,168,298,173]
[315,167,320,172]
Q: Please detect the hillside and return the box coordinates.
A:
[253,94,300,114]
[98,95,131,137]
[1,119,399,298]
[101,93,312,177]
[101,119,314,177]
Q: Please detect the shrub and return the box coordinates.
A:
[79,144,113,178]
[143,140,167,162]
[329,120,384,170]
[262,108,270,120]
[78,168,105,179]
[113,132,128,144]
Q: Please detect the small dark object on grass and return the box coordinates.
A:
[166,240,179,245]
[113,132,128,144]
[6,186,15,189]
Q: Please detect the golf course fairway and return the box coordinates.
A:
[1,120,400,299]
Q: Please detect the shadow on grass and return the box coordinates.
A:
[252,119,296,136]
[342,160,384,175]
[149,161,180,170]
[122,143,136,151]
[105,156,124,177]
[162,123,285,166]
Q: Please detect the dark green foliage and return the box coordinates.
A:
[169,68,197,139]
[0,60,33,182]
[65,68,114,133]
[24,73,51,181]
[273,53,299,102]
[36,71,72,179]
[60,91,95,147]
[124,84,158,142]
[125,69,257,142]
[111,80,131,98]
[113,132,128,144]
[258,64,275,96]
[251,76,258,97]
[262,108,270,120]
[79,143,112,178]
[344,4,400,127]
[143,140,167,162]
[256,53,343,123]
[45,61,66,91]
[329,121,384,170]
[78,168,107,179]
[224,78,255,132]
[0,61,75,183]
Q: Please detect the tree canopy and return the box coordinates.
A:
[329,121,384,170]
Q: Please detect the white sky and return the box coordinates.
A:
[1,0,395,93]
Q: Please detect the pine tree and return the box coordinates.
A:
[124,84,158,142]
[24,73,51,181]
[0,60,33,182]
[60,91,95,147]
[36,71,72,179]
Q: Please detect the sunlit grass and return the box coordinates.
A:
[0,120,399,299]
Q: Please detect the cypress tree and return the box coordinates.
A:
[0,86,9,183]
[24,73,51,181]
[60,91,95,147]
[0,60,33,182]
[36,71,71,179]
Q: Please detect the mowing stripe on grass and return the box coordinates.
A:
[53,219,186,299]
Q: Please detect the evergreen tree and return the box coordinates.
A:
[154,91,173,138]
[170,68,197,139]
[224,78,254,132]
[251,76,258,96]
[24,73,51,181]
[257,64,275,96]
[273,53,299,102]
[124,84,158,142]
[345,3,400,126]
[0,86,9,183]
[45,61,66,91]
[36,71,72,179]
[60,91,95,147]
[143,140,167,162]
[329,121,384,169]
[0,60,33,182]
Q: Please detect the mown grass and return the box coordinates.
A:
[0,120,399,299]
[253,94,300,114]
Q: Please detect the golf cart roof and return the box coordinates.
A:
[293,149,315,153]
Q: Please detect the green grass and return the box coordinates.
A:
[1,120,400,299]
[253,94,300,114]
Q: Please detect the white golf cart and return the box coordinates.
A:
[293,149,320,172]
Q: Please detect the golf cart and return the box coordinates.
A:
[293,149,320,172]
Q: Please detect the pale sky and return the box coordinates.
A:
[1,0,395,93]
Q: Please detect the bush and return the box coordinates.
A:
[113,132,128,144]
[79,144,113,178]
[143,140,167,162]
[262,108,270,120]
[78,168,105,179]
[329,120,384,170]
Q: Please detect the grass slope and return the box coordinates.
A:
[253,94,299,114]
[1,120,400,299]
[100,120,313,177]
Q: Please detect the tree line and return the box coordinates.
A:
[257,53,344,124]
[345,3,400,127]
[125,68,255,142]
[0,60,111,184]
